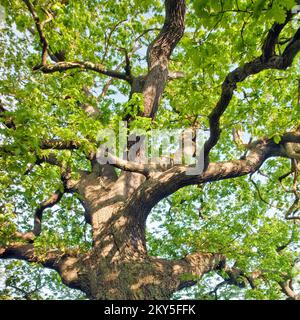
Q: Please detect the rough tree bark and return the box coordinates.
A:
[1,0,300,300]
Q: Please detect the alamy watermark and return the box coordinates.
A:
[0,6,5,25]
[290,5,300,30]
[96,122,205,176]
[292,5,300,14]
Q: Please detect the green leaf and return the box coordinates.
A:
[273,135,282,144]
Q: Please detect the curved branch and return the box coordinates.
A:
[221,264,300,300]
[262,13,292,61]
[279,280,300,300]
[22,1,130,82]
[282,27,300,66]
[0,241,84,292]
[140,0,186,118]
[204,17,300,166]
[36,61,131,82]
[22,0,52,65]
[129,132,300,223]
[147,252,225,295]
[0,243,64,270]
[101,153,151,176]
[249,173,278,208]
[147,0,186,68]
[33,190,64,236]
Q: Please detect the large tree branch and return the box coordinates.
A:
[147,0,186,68]
[282,27,300,66]
[96,151,176,177]
[35,61,131,82]
[204,18,300,166]
[167,252,225,291]
[22,0,130,82]
[146,253,225,294]
[128,131,300,223]
[40,139,82,150]
[0,243,64,269]
[0,241,84,291]
[262,13,292,61]
[138,0,186,118]
[102,153,152,177]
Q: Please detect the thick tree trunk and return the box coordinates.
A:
[84,216,176,300]
[75,204,223,300]
[84,246,223,300]
[74,168,169,299]
[58,165,223,300]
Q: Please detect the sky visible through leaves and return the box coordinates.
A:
[0,0,300,300]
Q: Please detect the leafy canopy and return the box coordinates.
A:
[0,0,300,299]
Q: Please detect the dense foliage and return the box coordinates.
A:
[0,0,300,300]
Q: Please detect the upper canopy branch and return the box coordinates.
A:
[140,0,186,118]
[33,190,64,236]
[40,139,82,150]
[204,15,300,166]
[22,0,130,82]
[218,253,300,300]
[35,61,131,82]
[262,13,292,61]
[22,0,53,66]
[147,0,186,68]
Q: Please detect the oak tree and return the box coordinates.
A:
[1,0,300,300]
